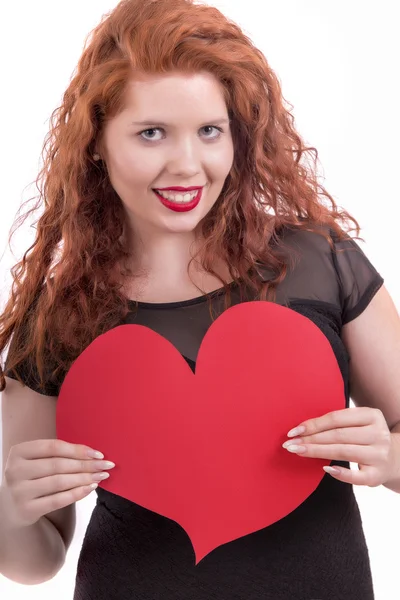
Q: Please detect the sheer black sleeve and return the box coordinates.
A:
[274,225,384,326]
[331,233,384,324]
[4,314,62,397]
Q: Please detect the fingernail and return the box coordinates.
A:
[92,472,111,482]
[88,449,104,459]
[323,466,341,475]
[287,426,306,438]
[282,438,302,449]
[286,445,306,453]
[102,461,116,469]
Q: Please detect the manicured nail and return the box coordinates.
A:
[282,438,302,449]
[286,445,306,453]
[92,472,111,482]
[287,426,306,438]
[323,466,341,475]
[103,461,116,469]
[87,449,104,459]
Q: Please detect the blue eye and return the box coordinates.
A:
[138,125,224,142]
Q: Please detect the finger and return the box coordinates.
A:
[323,465,382,487]
[289,407,381,437]
[19,471,111,499]
[21,439,105,460]
[285,443,377,464]
[30,483,100,518]
[286,425,377,447]
[20,457,116,481]
[17,439,104,460]
[39,472,110,499]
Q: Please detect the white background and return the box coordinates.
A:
[0,1,399,598]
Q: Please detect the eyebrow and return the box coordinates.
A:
[130,118,230,127]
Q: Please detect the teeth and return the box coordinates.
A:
[155,189,199,203]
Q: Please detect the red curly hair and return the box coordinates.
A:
[0,0,359,393]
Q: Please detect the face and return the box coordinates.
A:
[99,71,235,239]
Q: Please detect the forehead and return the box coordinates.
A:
[120,71,228,120]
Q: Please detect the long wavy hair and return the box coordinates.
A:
[0,0,359,393]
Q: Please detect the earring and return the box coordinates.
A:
[93,153,101,161]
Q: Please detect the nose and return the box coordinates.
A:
[167,139,202,179]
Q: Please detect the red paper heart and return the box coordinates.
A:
[57,301,345,563]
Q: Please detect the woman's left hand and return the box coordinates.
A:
[282,407,396,487]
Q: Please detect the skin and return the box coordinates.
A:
[97,70,400,491]
[97,70,235,302]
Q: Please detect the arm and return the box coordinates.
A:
[0,500,67,585]
[341,285,400,492]
[0,377,76,584]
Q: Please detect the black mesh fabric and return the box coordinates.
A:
[4,226,384,599]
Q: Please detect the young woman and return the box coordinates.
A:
[1,0,399,598]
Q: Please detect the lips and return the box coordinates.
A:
[153,188,202,213]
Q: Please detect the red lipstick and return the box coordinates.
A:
[153,188,203,213]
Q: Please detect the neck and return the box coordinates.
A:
[130,230,200,278]
[122,228,231,303]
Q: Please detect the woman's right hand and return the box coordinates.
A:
[1,439,115,529]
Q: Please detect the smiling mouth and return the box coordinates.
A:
[153,188,203,213]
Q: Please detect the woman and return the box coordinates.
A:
[1,0,399,598]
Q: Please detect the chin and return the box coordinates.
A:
[158,217,203,234]
[156,206,213,234]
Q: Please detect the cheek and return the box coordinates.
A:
[113,155,154,188]
[213,144,235,177]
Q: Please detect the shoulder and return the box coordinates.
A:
[273,222,384,324]
[276,223,338,281]
[276,222,367,275]
[279,222,335,254]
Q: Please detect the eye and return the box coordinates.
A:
[138,125,224,142]
[201,125,224,139]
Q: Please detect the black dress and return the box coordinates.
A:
[5,226,384,599]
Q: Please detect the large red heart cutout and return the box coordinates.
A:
[56,301,345,563]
